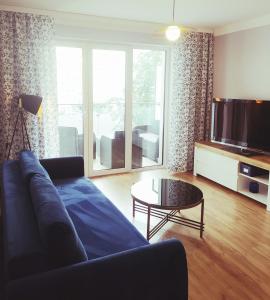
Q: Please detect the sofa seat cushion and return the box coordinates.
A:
[54,177,148,259]
[30,174,88,268]
[19,150,51,183]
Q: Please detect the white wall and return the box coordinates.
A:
[214,24,270,99]
[0,4,212,46]
[55,24,170,45]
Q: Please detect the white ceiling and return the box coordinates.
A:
[1,0,270,29]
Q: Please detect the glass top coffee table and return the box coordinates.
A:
[131,178,204,240]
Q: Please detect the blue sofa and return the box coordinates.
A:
[1,151,188,300]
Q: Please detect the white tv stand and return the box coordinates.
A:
[194,141,270,211]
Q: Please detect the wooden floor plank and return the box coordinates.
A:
[92,169,270,300]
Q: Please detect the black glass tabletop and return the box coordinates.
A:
[131,178,203,209]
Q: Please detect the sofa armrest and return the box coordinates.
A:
[6,239,188,300]
[40,156,84,180]
[133,125,148,132]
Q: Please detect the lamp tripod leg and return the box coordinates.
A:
[6,110,21,160]
[21,112,31,151]
[20,111,25,149]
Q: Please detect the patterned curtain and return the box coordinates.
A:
[0,11,58,163]
[168,31,214,172]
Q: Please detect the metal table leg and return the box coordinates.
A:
[200,198,204,238]
[147,206,151,240]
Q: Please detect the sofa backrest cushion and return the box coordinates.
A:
[2,161,49,280]
[19,150,51,183]
[30,174,88,268]
[40,156,84,180]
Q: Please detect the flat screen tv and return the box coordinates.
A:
[211,98,270,154]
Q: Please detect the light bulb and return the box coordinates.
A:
[165,25,181,42]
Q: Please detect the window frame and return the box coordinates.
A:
[54,39,171,177]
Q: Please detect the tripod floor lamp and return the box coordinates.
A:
[6,94,42,160]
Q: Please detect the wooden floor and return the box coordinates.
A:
[92,169,270,300]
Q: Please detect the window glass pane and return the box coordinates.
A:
[56,47,84,157]
[132,49,165,168]
[92,49,126,170]
[56,47,82,105]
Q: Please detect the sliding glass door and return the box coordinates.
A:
[92,49,126,171]
[56,43,167,176]
[132,49,165,169]
[56,47,84,157]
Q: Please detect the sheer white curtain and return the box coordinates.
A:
[168,31,214,172]
[0,10,58,162]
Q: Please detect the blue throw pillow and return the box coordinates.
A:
[30,174,88,267]
[19,150,51,183]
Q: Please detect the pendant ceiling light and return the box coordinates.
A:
[165,0,181,42]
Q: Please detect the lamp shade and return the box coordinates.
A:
[20,94,42,115]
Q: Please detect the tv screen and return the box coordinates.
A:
[212,98,270,153]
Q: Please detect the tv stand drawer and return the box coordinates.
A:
[195,148,238,190]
